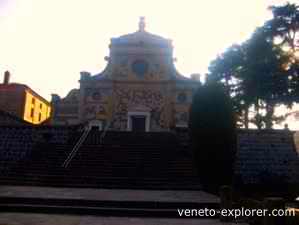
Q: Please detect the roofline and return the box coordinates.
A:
[0,83,50,105]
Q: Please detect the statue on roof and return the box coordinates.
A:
[139,17,146,31]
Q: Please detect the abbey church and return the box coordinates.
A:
[51,18,200,131]
[0,17,299,223]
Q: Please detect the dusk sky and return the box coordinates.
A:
[0,0,298,129]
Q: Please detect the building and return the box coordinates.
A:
[0,71,51,124]
[52,18,200,131]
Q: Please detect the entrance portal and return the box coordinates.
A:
[127,111,150,132]
[131,115,146,132]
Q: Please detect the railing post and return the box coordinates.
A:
[219,185,233,222]
[263,197,285,225]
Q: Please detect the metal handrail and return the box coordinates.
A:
[62,126,91,168]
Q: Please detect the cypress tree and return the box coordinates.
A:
[189,82,237,192]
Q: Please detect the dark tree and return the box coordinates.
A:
[244,27,292,129]
[189,83,237,192]
[208,44,251,128]
[208,3,299,129]
[266,3,299,51]
[266,2,299,105]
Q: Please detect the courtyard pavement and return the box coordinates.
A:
[0,186,250,225]
[0,185,219,203]
[0,213,248,225]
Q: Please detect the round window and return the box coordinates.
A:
[131,60,149,77]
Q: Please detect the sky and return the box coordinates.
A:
[0,0,298,129]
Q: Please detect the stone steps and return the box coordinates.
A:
[0,130,200,190]
[0,196,219,218]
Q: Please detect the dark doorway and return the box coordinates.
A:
[131,115,146,132]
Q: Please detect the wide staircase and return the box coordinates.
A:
[0,127,242,222]
[65,130,200,189]
[0,127,200,190]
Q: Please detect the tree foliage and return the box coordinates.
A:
[267,3,299,51]
[207,3,299,129]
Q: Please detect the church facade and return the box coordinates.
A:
[51,18,200,131]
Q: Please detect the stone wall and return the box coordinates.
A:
[235,129,299,184]
[0,110,29,126]
[179,127,299,185]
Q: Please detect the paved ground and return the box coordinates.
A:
[0,186,219,203]
[0,213,248,225]
[0,186,248,225]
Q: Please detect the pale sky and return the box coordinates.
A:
[0,0,298,129]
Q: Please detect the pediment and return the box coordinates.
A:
[128,104,151,112]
